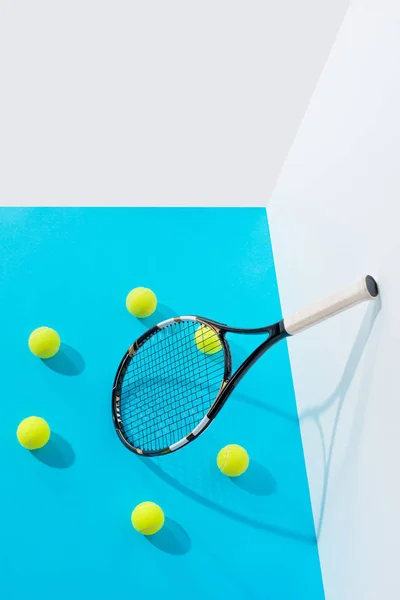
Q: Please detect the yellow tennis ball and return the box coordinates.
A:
[131,501,165,535]
[194,324,222,355]
[217,444,249,477]
[28,327,60,359]
[126,287,157,318]
[17,416,51,450]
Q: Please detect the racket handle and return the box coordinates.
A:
[283,275,379,336]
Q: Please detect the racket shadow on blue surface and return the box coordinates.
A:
[147,518,191,555]
[141,458,315,545]
[43,343,85,376]
[31,433,75,468]
[232,391,298,424]
[231,460,277,496]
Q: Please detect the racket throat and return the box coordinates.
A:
[208,323,288,420]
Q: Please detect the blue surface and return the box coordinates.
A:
[0,208,324,600]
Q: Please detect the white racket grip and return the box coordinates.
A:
[283,275,379,336]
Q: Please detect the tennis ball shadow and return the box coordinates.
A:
[31,433,75,468]
[147,518,191,555]
[231,461,277,496]
[139,303,179,328]
[43,344,85,376]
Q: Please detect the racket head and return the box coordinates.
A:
[112,316,231,456]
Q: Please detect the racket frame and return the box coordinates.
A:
[112,275,379,457]
[112,316,287,456]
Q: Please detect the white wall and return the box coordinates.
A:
[0,0,348,206]
[268,1,400,598]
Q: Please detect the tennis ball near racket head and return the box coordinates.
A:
[126,287,157,318]
[17,416,51,450]
[28,326,60,359]
[131,501,165,535]
[194,324,222,355]
[217,444,249,477]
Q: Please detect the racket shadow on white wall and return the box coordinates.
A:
[233,296,382,539]
[299,296,382,539]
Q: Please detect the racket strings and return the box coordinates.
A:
[120,331,224,409]
[119,326,223,450]
[120,328,222,421]
[117,320,226,452]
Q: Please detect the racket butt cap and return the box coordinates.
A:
[365,275,379,298]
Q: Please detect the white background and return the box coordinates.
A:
[268,0,400,598]
[0,0,348,206]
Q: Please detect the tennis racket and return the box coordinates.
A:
[112,275,379,457]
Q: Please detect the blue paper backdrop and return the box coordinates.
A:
[0,208,324,599]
